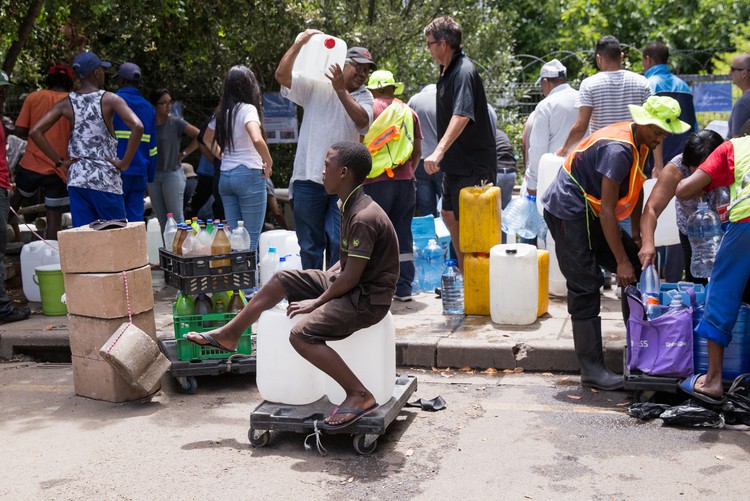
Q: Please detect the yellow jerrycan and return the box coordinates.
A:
[537,249,549,317]
[463,252,490,315]
[459,184,502,254]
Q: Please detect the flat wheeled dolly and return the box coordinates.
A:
[248,374,418,454]
[159,339,256,394]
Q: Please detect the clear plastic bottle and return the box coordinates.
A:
[260,247,279,286]
[687,201,723,278]
[181,230,197,256]
[421,239,444,292]
[639,263,661,319]
[233,221,252,251]
[441,258,464,315]
[411,242,421,294]
[196,224,212,255]
[163,213,177,249]
[716,187,730,224]
[502,194,540,239]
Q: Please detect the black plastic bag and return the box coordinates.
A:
[659,401,724,428]
[628,403,672,420]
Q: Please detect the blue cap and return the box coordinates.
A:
[72,51,111,75]
[446,258,458,266]
[114,62,141,82]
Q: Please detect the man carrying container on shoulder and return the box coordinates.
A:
[541,95,690,391]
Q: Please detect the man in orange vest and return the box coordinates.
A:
[541,95,690,391]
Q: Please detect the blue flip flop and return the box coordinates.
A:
[678,373,724,405]
[321,403,379,430]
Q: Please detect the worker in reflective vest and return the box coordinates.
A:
[541,95,690,391]
[362,70,423,301]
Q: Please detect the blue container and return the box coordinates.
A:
[659,282,706,308]
[693,304,750,380]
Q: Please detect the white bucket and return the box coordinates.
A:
[21,240,60,302]
[489,244,539,325]
[642,178,680,246]
[293,33,347,84]
[256,305,325,405]
[324,312,396,406]
[535,153,564,215]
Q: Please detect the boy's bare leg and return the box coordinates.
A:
[695,340,725,398]
[184,275,286,351]
[290,335,376,426]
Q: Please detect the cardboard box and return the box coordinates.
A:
[68,309,156,359]
[72,355,159,403]
[59,222,147,273]
[64,265,154,318]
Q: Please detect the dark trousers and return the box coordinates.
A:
[0,188,12,316]
[188,174,223,220]
[544,210,641,320]
[364,179,416,297]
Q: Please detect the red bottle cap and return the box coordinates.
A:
[324,37,335,49]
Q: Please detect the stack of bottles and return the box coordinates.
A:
[167,217,253,259]
[457,184,503,315]
[173,290,247,318]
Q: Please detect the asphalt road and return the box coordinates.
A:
[1,362,748,500]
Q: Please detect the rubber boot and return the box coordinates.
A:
[572,316,623,390]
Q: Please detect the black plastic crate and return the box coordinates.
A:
[160,248,256,294]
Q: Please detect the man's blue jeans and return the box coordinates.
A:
[292,180,340,270]
[415,160,443,217]
[219,166,267,251]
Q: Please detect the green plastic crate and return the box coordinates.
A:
[173,312,252,361]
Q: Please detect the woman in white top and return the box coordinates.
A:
[203,66,273,250]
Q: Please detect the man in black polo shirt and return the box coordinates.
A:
[423,16,496,269]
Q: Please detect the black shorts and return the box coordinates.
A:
[14,165,69,208]
[441,170,494,219]
[276,269,390,344]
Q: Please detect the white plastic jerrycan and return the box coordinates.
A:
[146,217,162,265]
[21,240,60,303]
[535,153,564,216]
[642,178,680,246]
[293,33,347,84]
[323,312,396,406]
[256,303,325,405]
[259,230,299,263]
[544,233,568,297]
[490,244,539,325]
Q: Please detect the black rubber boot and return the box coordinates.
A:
[572,316,623,390]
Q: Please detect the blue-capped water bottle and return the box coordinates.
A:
[639,264,661,319]
[441,259,464,315]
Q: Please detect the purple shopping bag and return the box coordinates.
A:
[625,285,694,378]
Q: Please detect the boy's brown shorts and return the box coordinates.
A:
[276,269,390,344]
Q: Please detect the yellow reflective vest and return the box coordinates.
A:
[363,99,415,179]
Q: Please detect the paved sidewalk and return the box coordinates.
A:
[0,270,627,373]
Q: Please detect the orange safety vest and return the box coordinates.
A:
[563,122,649,221]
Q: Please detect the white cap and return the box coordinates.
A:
[535,59,567,85]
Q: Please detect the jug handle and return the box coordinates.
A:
[33,274,39,285]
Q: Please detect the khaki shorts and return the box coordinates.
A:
[276,269,390,344]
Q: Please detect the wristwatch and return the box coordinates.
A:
[181,150,188,157]
[55,158,64,168]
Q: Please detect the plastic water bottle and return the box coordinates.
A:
[181,230,198,256]
[173,292,195,317]
[411,242,421,293]
[195,224,213,255]
[502,194,541,239]
[441,259,464,315]
[163,213,177,249]
[421,239,444,292]
[639,264,661,319]
[665,290,685,314]
[260,247,279,286]
[687,201,723,278]
[716,187,730,224]
[233,221,252,251]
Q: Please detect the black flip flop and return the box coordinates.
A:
[185,333,236,354]
[321,403,379,430]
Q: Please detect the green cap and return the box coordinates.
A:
[628,95,691,134]
[366,70,404,95]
